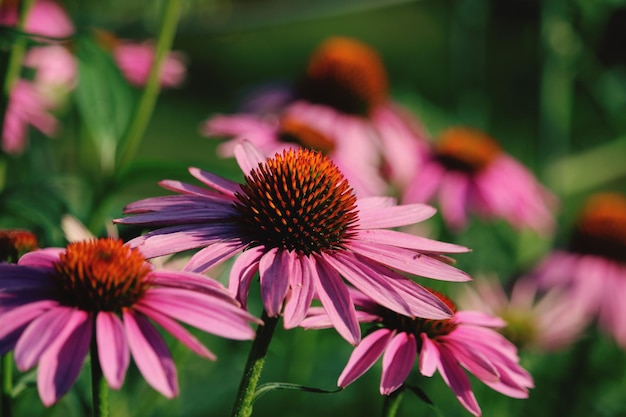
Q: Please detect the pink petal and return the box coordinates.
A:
[437,344,481,416]
[234,140,267,174]
[188,167,240,196]
[96,312,130,390]
[338,328,394,387]
[37,309,91,407]
[357,204,436,230]
[134,304,216,360]
[123,310,178,398]
[419,333,440,377]
[356,196,398,211]
[308,256,360,345]
[283,253,314,329]
[228,247,264,307]
[441,337,500,383]
[259,248,290,317]
[454,311,506,328]
[355,229,470,254]
[17,248,63,268]
[380,332,417,395]
[183,240,243,273]
[438,172,471,230]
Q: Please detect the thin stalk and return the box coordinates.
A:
[382,389,405,417]
[1,353,13,417]
[115,0,182,170]
[230,311,279,417]
[90,333,108,417]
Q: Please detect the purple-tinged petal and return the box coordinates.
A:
[183,240,243,273]
[355,229,470,254]
[114,208,232,226]
[37,310,91,407]
[134,304,216,360]
[259,248,290,317]
[96,312,130,390]
[17,248,63,268]
[308,256,360,345]
[380,332,417,395]
[454,311,506,328]
[438,172,471,231]
[348,241,471,282]
[158,180,236,200]
[437,344,481,417]
[419,333,440,377]
[357,203,436,229]
[283,253,314,329]
[299,307,333,329]
[440,337,500,383]
[150,270,238,304]
[229,247,264,307]
[123,310,178,398]
[234,140,268,174]
[338,328,394,387]
[122,194,233,214]
[14,306,76,371]
[0,265,54,290]
[0,299,57,341]
[188,167,240,196]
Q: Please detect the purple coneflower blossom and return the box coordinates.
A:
[458,276,588,352]
[115,142,472,345]
[532,192,626,347]
[403,126,556,232]
[0,229,38,262]
[202,36,430,194]
[302,289,533,416]
[112,41,187,88]
[0,0,74,39]
[0,238,259,405]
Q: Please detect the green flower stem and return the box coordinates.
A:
[382,389,405,417]
[230,310,279,417]
[0,0,35,137]
[115,0,182,171]
[1,353,13,417]
[90,334,108,417]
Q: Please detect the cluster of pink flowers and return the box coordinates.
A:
[0,0,187,155]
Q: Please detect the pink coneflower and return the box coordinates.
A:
[115,142,472,345]
[458,276,588,352]
[0,238,259,405]
[203,36,429,194]
[0,0,74,39]
[2,79,58,154]
[302,289,533,416]
[24,45,77,101]
[0,229,38,262]
[403,126,556,232]
[532,192,626,347]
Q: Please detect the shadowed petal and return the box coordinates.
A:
[283,253,314,329]
[259,248,290,317]
[355,229,470,253]
[338,328,394,388]
[454,311,506,328]
[97,312,130,389]
[438,172,471,230]
[188,167,240,196]
[183,240,243,273]
[308,256,360,345]
[17,248,63,268]
[419,333,440,377]
[234,139,267,174]
[229,247,264,307]
[123,310,178,398]
[381,332,417,395]
[437,344,481,416]
[37,310,91,407]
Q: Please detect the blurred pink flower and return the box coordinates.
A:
[0,0,74,39]
[115,141,472,345]
[24,45,77,106]
[302,289,533,416]
[0,238,259,405]
[403,126,557,232]
[202,36,429,194]
[2,80,58,154]
[532,192,626,347]
[112,41,186,88]
[458,276,588,352]
[0,229,39,262]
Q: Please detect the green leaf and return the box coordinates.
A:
[253,382,342,404]
[74,36,135,170]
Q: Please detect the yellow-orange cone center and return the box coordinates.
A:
[435,127,502,173]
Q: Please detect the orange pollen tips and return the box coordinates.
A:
[299,37,388,116]
[278,117,336,154]
[435,127,502,173]
[571,193,626,263]
[52,238,151,312]
[381,290,458,338]
[233,148,359,255]
[0,229,38,263]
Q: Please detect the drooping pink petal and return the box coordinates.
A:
[419,333,440,377]
[380,332,417,395]
[228,247,264,307]
[17,248,64,268]
[37,309,91,407]
[259,248,291,317]
[96,312,130,390]
[440,337,500,383]
[437,344,481,416]
[308,256,360,345]
[283,253,314,329]
[338,328,394,388]
[438,172,471,230]
[355,229,469,254]
[0,300,58,352]
[123,310,178,398]
[357,204,436,230]
[183,240,243,273]
[134,304,216,360]
[188,167,241,196]
[158,180,236,200]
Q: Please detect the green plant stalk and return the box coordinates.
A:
[90,334,108,417]
[1,353,13,417]
[116,0,182,170]
[230,311,279,417]
[382,389,405,417]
